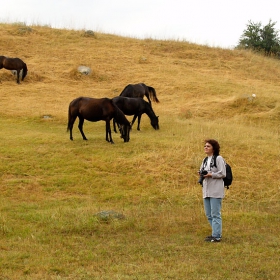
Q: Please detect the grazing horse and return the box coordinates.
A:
[112,96,159,132]
[120,83,159,105]
[0,56,28,84]
[67,97,131,143]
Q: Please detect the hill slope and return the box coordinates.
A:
[1,23,280,121]
[0,23,279,279]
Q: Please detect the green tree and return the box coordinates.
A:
[237,20,280,56]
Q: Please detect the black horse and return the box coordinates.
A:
[0,56,28,84]
[120,83,159,105]
[112,96,159,132]
[67,97,131,143]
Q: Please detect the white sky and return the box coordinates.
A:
[2,0,280,48]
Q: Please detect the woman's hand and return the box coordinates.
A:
[204,172,212,178]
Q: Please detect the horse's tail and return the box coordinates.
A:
[67,103,72,132]
[148,86,159,103]
[0,56,4,67]
[67,98,78,132]
[22,63,28,80]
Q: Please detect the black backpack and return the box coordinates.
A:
[203,155,233,189]
[223,162,233,189]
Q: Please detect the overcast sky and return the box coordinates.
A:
[2,0,280,48]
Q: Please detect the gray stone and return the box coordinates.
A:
[95,210,125,221]
[77,66,92,75]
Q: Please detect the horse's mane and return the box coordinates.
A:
[144,100,157,119]
[112,101,130,126]
[120,84,133,96]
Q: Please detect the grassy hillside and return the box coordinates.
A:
[0,22,279,279]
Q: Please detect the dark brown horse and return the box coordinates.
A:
[112,96,159,132]
[0,56,28,84]
[120,83,159,105]
[67,97,131,143]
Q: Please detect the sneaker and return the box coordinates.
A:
[205,236,221,242]
[210,237,221,242]
[204,235,214,241]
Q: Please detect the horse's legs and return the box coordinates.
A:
[131,115,138,129]
[137,115,142,131]
[69,126,73,141]
[113,118,118,133]
[68,119,74,141]
[130,114,141,130]
[78,117,87,140]
[16,70,20,84]
[106,120,114,144]
[67,111,77,140]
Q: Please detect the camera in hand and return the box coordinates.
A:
[198,170,208,185]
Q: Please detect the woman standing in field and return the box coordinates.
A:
[198,139,226,242]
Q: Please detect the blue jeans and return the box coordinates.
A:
[203,197,222,238]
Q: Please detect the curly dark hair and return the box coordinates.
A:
[204,139,220,156]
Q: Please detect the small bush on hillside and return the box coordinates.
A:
[82,30,97,38]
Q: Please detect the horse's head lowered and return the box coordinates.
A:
[119,124,131,142]
[151,116,159,130]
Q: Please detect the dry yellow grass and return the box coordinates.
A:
[0,22,279,279]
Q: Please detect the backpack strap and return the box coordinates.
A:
[213,155,217,168]
[201,157,207,170]
[203,156,216,169]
